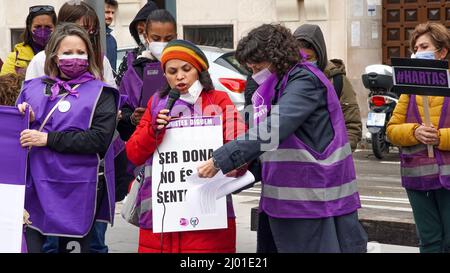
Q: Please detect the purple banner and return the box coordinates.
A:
[0,106,29,186]
[166,116,222,129]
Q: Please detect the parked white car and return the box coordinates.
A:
[117,45,249,111]
[199,45,249,111]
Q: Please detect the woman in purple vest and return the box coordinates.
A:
[198,24,368,253]
[117,9,177,141]
[115,0,158,87]
[387,22,450,253]
[16,23,118,253]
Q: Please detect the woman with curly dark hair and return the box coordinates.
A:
[0,73,25,106]
[198,24,367,253]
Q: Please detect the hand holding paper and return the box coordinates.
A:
[197,158,220,178]
[186,171,255,215]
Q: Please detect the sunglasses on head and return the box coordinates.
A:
[29,5,55,14]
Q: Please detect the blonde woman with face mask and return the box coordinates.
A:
[17,23,118,253]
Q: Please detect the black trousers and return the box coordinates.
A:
[256,211,368,253]
[26,175,107,253]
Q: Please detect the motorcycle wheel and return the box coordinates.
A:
[372,130,389,159]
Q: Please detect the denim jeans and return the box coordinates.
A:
[90,222,109,253]
[41,222,108,253]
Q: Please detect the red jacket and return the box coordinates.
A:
[126,89,246,253]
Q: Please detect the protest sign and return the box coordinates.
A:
[141,63,166,107]
[152,116,227,233]
[392,58,450,157]
[392,58,450,96]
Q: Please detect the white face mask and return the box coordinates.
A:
[252,67,272,85]
[179,80,203,105]
[412,50,439,60]
[139,34,147,46]
[148,41,167,61]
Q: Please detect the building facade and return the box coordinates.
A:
[3,0,449,118]
[175,0,383,118]
[0,0,156,62]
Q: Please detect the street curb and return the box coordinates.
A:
[250,207,419,247]
[359,219,418,247]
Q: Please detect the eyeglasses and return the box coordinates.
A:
[29,5,55,14]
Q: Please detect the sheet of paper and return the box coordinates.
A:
[186,171,255,215]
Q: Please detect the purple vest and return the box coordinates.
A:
[136,94,235,229]
[258,62,361,219]
[119,52,166,109]
[18,77,118,237]
[400,95,450,190]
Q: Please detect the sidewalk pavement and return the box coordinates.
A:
[106,194,418,253]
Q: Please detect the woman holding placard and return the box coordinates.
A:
[387,22,450,253]
[126,40,246,253]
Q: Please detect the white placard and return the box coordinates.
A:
[152,116,227,233]
[0,184,25,253]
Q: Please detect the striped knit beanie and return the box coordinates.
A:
[161,39,209,72]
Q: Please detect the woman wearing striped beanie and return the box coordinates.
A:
[126,40,246,253]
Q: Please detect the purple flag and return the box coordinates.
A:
[0,106,29,186]
[0,105,28,253]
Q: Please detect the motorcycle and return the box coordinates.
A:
[362,65,399,159]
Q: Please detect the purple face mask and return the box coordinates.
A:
[58,55,89,79]
[32,27,52,47]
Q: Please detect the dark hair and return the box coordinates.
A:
[235,24,300,76]
[410,22,450,59]
[57,2,103,74]
[22,6,57,47]
[159,71,215,98]
[0,73,25,106]
[105,0,119,8]
[146,9,177,29]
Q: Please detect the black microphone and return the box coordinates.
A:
[156,89,181,132]
[165,88,181,111]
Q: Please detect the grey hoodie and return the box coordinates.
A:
[294,24,362,151]
[293,24,328,71]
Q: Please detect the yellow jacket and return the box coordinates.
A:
[386,94,450,151]
[0,43,34,76]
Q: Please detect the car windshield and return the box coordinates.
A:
[215,52,251,76]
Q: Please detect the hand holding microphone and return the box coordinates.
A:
[156,89,180,131]
[156,109,171,130]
